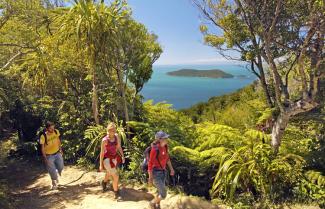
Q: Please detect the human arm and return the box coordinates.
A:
[116,135,125,163]
[58,137,63,155]
[55,130,63,155]
[99,140,105,172]
[147,146,156,185]
[40,135,48,166]
[167,159,175,176]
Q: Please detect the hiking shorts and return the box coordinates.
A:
[103,158,118,175]
[46,152,64,180]
[153,169,167,199]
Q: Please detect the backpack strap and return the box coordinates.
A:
[42,132,48,145]
[43,129,59,146]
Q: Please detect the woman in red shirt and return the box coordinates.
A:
[148,131,175,209]
[99,122,125,200]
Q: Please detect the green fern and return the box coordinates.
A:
[84,124,106,157]
[196,123,244,151]
[257,108,274,125]
[211,142,306,202]
[305,170,325,186]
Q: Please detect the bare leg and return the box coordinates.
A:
[155,196,161,205]
[101,172,111,192]
[111,172,119,192]
[104,172,110,182]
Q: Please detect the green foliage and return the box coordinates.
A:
[218,14,250,48]
[0,0,161,162]
[172,146,201,165]
[125,101,198,180]
[294,170,325,207]
[211,142,305,203]
[172,145,228,171]
[182,84,268,129]
[281,111,325,171]
[142,100,197,147]
[204,34,226,47]
[84,124,106,158]
[0,1,324,208]
[196,123,244,150]
[256,108,274,125]
[305,170,325,187]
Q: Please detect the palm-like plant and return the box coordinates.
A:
[59,0,128,124]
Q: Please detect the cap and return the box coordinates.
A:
[155,131,170,139]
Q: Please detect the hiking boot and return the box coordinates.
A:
[149,202,159,209]
[114,190,122,201]
[101,180,107,192]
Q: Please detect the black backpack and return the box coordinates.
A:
[36,128,58,156]
[141,144,166,172]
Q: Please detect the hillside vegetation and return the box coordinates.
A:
[0,0,324,209]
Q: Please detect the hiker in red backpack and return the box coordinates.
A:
[99,122,125,200]
[148,131,175,209]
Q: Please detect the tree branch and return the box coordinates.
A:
[297,16,318,99]
[285,54,299,88]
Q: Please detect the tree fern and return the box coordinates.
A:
[196,123,244,151]
[211,142,306,202]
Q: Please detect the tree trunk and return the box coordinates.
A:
[91,54,99,124]
[256,58,273,107]
[116,65,130,142]
[271,99,318,152]
[271,112,289,152]
[92,72,99,124]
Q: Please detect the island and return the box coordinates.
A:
[167,69,234,79]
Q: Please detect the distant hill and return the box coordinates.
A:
[167,69,234,78]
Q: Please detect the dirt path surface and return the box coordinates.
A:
[0,159,222,209]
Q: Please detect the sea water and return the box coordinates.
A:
[141,64,256,110]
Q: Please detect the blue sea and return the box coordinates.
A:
[141,64,256,110]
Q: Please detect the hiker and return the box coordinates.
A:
[40,121,64,190]
[99,122,125,200]
[148,131,175,209]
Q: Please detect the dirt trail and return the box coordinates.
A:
[0,159,222,209]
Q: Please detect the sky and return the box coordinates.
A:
[128,0,229,65]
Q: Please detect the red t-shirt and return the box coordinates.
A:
[148,143,169,172]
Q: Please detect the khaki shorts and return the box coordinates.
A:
[103,158,118,174]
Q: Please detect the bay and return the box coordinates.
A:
[141,64,256,109]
